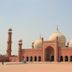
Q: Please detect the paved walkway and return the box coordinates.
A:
[0,62,72,72]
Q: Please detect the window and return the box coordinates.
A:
[30,56,33,62]
[38,56,41,61]
[59,56,63,62]
[70,56,72,61]
[65,56,68,61]
[26,56,29,61]
[34,56,37,61]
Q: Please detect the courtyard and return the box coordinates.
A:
[0,62,72,72]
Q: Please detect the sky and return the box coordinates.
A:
[0,0,72,55]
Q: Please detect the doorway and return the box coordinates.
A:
[45,46,54,62]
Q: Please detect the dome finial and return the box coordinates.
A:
[56,25,59,32]
[40,34,43,39]
[39,34,42,39]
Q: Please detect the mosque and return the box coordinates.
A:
[0,27,72,62]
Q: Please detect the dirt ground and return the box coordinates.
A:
[0,62,72,72]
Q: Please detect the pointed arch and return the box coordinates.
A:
[45,46,54,61]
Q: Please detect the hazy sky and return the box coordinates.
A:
[0,0,72,55]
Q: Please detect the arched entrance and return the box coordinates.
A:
[45,46,54,62]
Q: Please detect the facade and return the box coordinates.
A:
[0,28,72,62]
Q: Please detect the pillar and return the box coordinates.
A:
[54,37,59,62]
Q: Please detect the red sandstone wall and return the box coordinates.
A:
[22,48,42,56]
[21,48,43,61]
[60,47,72,56]
[9,56,18,62]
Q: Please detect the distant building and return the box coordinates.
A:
[0,27,72,62]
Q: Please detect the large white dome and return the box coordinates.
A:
[48,30,66,47]
[69,39,72,47]
[34,38,43,48]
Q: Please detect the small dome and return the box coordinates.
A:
[48,28,66,47]
[34,38,43,48]
[18,40,23,45]
[69,39,72,47]
[8,28,12,31]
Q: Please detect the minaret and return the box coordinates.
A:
[6,28,12,57]
[18,40,22,62]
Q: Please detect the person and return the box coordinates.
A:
[22,57,26,64]
[2,61,4,65]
